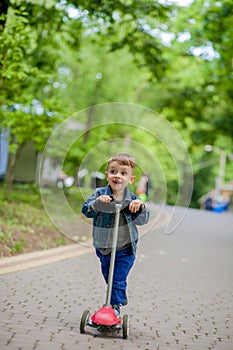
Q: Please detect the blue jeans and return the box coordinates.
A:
[96,246,135,307]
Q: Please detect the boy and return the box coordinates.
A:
[82,153,149,316]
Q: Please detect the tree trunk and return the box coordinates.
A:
[83,78,102,144]
[4,142,21,196]
[4,153,15,194]
[83,105,95,144]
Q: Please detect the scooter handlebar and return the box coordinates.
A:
[93,199,126,213]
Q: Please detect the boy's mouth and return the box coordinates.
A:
[112,179,121,185]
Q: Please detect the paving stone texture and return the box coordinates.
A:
[1,206,233,349]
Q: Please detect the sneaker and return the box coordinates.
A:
[113,305,121,317]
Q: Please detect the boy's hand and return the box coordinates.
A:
[129,199,144,213]
[97,195,112,203]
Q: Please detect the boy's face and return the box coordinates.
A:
[106,161,135,193]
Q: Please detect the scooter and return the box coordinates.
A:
[80,203,129,339]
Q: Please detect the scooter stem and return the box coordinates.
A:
[105,203,122,306]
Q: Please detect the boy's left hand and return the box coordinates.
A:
[129,199,144,213]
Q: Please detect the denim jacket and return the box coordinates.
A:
[82,185,150,255]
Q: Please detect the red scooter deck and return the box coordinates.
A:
[91,305,122,326]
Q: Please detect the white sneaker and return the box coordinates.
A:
[113,306,120,317]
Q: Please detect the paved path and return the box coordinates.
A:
[0,206,233,349]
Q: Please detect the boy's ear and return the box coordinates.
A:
[130,175,136,184]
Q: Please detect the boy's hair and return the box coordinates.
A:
[107,153,136,169]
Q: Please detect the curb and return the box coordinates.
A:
[0,243,92,275]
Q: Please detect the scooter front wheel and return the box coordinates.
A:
[80,309,90,334]
[122,314,129,339]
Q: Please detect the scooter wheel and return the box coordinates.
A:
[122,314,129,339]
[80,309,90,334]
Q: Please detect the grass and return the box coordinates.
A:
[0,183,88,258]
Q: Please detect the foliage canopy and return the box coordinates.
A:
[0,0,232,206]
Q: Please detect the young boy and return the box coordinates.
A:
[82,153,149,316]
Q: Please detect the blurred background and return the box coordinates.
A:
[0,0,232,255]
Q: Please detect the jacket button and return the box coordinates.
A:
[106,224,110,228]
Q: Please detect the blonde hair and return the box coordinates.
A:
[107,153,136,169]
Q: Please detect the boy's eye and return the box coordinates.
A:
[110,169,116,174]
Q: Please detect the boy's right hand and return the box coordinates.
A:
[97,195,113,203]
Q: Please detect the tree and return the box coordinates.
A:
[133,0,233,204]
[1,0,172,192]
[0,5,63,191]
[149,0,233,142]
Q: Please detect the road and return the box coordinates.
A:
[0,205,233,349]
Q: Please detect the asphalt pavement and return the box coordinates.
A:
[0,205,233,350]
